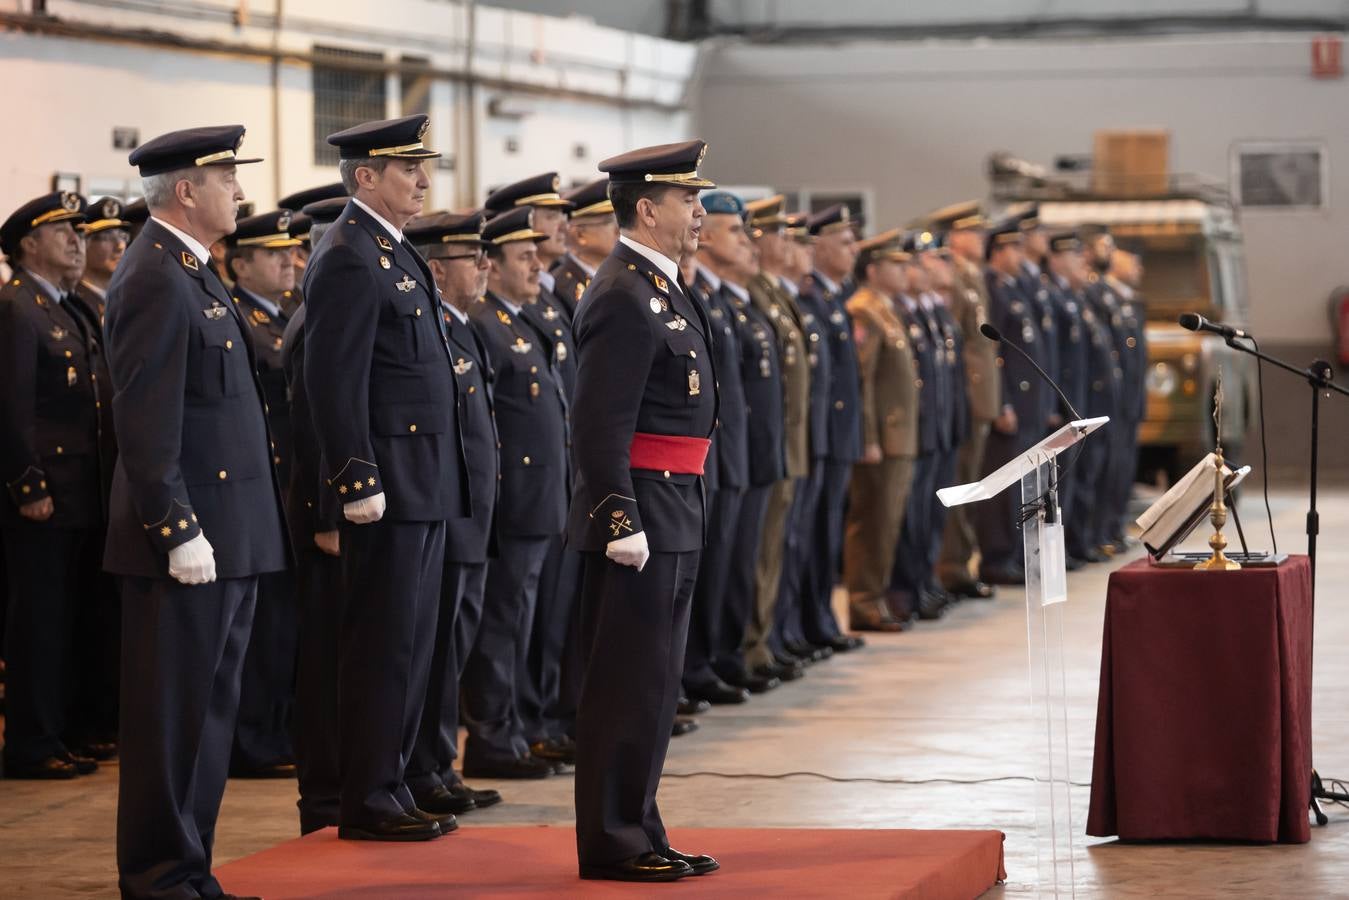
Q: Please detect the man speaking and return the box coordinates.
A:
[567,140,721,883]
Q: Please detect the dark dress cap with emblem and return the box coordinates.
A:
[984,217,1024,260]
[598,139,715,189]
[483,206,547,246]
[920,199,988,232]
[227,210,304,250]
[565,178,613,219]
[128,124,262,177]
[406,210,488,250]
[806,204,854,237]
[81,196,132,236]
[278,182,346,212]
[0,191,87,257]
[485,172,574,213]
[300,196,349,225]
[326,114,440,160]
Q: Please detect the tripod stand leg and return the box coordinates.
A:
[1312,771,1330,827]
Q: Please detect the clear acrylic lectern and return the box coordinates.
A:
[938,416,1109,898]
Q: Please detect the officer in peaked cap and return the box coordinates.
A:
[1043,231,1093,566]
[568,139,721,882]
[0,190,112,780]
[461,205,569,780]
[76,196,131,321]
[304,113,469,842]
[404,210,504,815]
[279,183,347,301]
[120,197,150,243]
[220,210,304,780]
[101,125,289,899]
[279,182,347,213]
[554,177,618,316]
[277,193,349,833]
[1014,206,1060,434]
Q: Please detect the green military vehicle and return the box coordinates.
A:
[989,153,1256,486]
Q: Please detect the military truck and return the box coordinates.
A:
[989,152,1255,486]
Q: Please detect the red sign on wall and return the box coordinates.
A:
[1312,35,1343,79]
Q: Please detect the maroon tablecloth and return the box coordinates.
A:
[1086,555,1312,843]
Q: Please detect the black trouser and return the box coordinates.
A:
[683,486,743,689]
[925,448,959,585]
[338,519,444,825]
[890,452,937,595]
[978,430,1024,574]
[2,524,101,766]
[291,546,344,834]
[117,575,257,900]
[574,549,699,866]
[776,464,824,650]
[519,535,582,745]
[801,460,851,643]
[231,567,296,772]
[1066,433,1107,560]
[712,483,770,684]
[462,535,549,766]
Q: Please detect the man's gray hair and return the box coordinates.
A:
[338,157,392,194]
[308,221,333,249]
[141,167,207,212]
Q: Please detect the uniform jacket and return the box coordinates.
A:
[951,259,1001,423]
[0,272,110,529]
[987,270,1051,449]
[233,287,292,484]
[846,287,918,460]
[726,284,786,486]
[800,271,863,463]
[688,275,749,492]
[443,304,499,563]
[1048,277,1090,420]
[749,273,810,479]
[898,296,940,457]
[469,291,569,538]
[551,252,592,318]
[279,304,340,549]
[932,296,970,448]
[790,282,833,461]
[1104,276,1148,424]
[519,284,578,402]
[101,220,289,577]
[303,200,470,523]
[565,241,719,553]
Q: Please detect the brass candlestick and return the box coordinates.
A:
[1194,447,1240,571]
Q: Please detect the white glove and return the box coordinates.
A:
[606,531,649,572]
[168,533,217,585]
[344,491,386,524]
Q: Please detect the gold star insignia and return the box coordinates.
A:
[178,519,189,530]
[160,526,172,537]
[367,477,376,486]
[191,513,198,522]
[352,481,363,491]
[338,484,348,494]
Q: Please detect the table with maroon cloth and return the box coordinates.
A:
[1086,555,1313,844]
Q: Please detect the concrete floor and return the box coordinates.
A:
[3,488,1349,898]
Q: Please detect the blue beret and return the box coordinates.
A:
[700,190,746,217]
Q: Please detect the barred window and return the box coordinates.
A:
[313,45,387,166]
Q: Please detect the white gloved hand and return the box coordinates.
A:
[606,530,649,572]
[168,533,217,585]
[344,491,386,524]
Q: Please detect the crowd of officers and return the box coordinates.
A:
[0,115,1147,892]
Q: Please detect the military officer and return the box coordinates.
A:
[76,197,131,321]
[461,205,567,780]
[404,210,504,815]
[797,205,865,649]
[1016,207,1060,435]
[553,177,618,315]
[0,191,110,779]
[304,114,468,842]
[1106,245,1147,553]
[921,203,998,600]
[567,139,720,883]
[1043,232,1091,565]
[744,195,810,679]
[103,126,289,897]
[694,190,782,695]
[223,210,304,779]
[280,195,347,834]
[977,219,1048,585]
[279,182,347,304]
[843,233,918,631]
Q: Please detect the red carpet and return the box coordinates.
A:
[214,825,1006,899]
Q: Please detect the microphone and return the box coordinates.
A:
[1178,312,1248,340]
[980,322,1083,423]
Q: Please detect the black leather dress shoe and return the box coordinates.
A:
[1065,556,1087,571]
[661,846,720,875]
[755,661,804,682]
[57,751,98,775]
[949,579,995,600]
[463,754,553,779]
[452,780,502,810]
[981,566,1026,586]
[722,670,780,693]
[850,603,908,632]
[580,852,693,882]
[787,641,831,663]
[529,738,576,765]
[671,716,699,737]
[826,633,866,652]
[916,590,948,621]
[338,813,441,842]
[79,741,118,761]
[5,755,79,779]
[415,784,476,815]
[685,679,749,705]
[412,807,458,834]
[774,650,810,669]
[231,761,297,779]
[1083,547,1109,563]
[677,695,711,716]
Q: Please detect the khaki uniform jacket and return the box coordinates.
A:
[952,259,1001,423]
[749,272,810,479]
[847,286,918,460]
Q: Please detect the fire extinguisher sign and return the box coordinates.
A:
[1312,35,1343,79]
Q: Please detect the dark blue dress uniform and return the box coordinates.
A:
[461,206,569,776]
[101,125,289,899]
[225,211,303,777]
[0,192,113,778]
[1043,235,1091,561]
[927,288,969,595]
[1105,274,1147,547]
[567,141,719,876]
[303,115,469,837]
[552,178,612,316]
[797,204,865,650]
[1078,275,1125,558]
[278,196,346,834]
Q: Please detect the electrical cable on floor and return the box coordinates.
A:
[663,770,1094,789]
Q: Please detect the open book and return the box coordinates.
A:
[1136,453,1252,559]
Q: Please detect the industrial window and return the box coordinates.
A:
[1230,141,1328,211]
[313,45,387,166]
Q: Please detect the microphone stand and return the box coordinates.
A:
[1221,335,1349,823]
